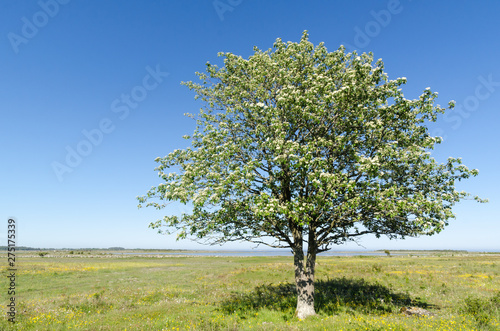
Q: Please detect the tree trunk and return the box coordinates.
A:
[293,242,317,319]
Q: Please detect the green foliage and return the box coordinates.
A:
[139,31,485,251]
[460,292,500,328]
[38,252,48,257]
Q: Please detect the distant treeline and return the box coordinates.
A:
[377,249,468,253]
[0,246,127,251]
[0,246,45,251]
[0,246,187,251]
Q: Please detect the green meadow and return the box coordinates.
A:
[1,251,498,330]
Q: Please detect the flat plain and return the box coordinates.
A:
[1,250,498,330]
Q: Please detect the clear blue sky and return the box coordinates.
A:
[1,0,499,251]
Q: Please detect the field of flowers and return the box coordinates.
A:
[0,251,498,330]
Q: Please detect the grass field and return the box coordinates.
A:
[0,251,498,330]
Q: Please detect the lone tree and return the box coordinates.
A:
[138,32,485,319]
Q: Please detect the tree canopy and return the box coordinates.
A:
[138,31,485,318]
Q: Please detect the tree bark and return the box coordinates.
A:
[293,230,317,319]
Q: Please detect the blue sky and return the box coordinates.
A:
[1,0,499,251]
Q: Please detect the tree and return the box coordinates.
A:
[138,32,485,319]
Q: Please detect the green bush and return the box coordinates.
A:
[460,292,500,327]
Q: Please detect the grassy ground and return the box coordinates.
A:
[0,251,498,330]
